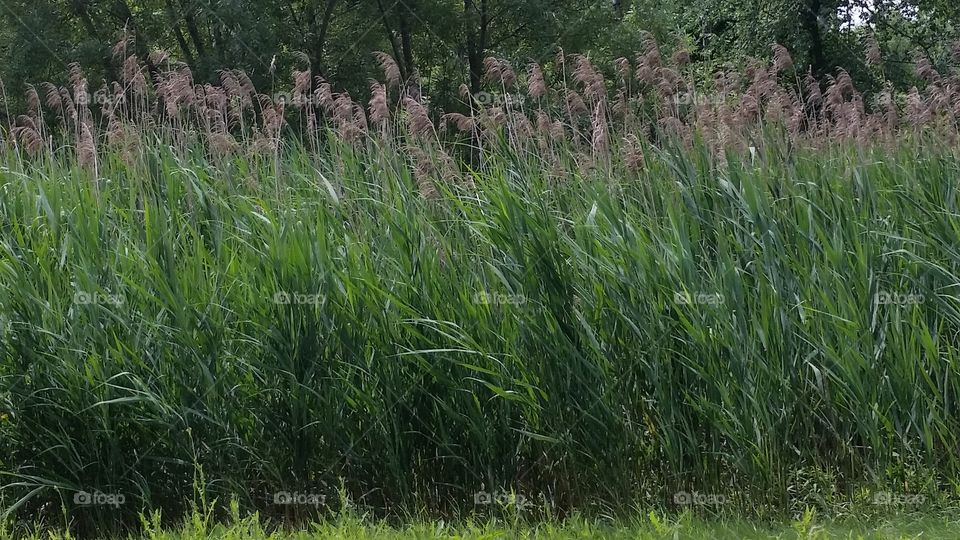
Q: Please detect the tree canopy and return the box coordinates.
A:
[1,0,958,109]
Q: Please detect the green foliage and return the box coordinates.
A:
[0,0,649,111]
[4,0,958,115]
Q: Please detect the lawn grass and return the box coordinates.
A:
[9,509,960,540]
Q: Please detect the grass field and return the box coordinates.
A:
[3,45,960,537]
[9,509,960,539]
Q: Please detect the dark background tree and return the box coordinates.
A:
[1,0,958,112]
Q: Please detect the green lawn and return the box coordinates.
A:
[13,512,960,540]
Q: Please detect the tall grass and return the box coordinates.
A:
[1,128,959,535]
[2,37,960,536]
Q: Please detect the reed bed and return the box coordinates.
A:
[1,37,960,537]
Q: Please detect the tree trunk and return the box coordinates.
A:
[111,0,150,57]
[397,0,416,78]
[377,0,408,80]
[801,0,827,76]
[464,0,487,94]
[179,0,207,58]
[163,0,197,66]
[310,0,339,74]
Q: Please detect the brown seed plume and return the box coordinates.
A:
[315,80,334,113]
[12,116,43,157]
[865,36,882,67]
[148,50,171,66]
[623,134,645,172]
[572,55,605,102]
[671,48,691,67]
[527,63,547,99]
[292,69,312,106]
[374,52,402,87]
[615,57,631,83]
[368,81,391,127]
[78,122,97,171]
[772,44,794,73]
[591,100,609,154]
[914,53,941,84]
[566,91,587,116]
[442,112,476,133]
[25,85,40,114]
[403,97,433,138]
[41,83,61,110]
